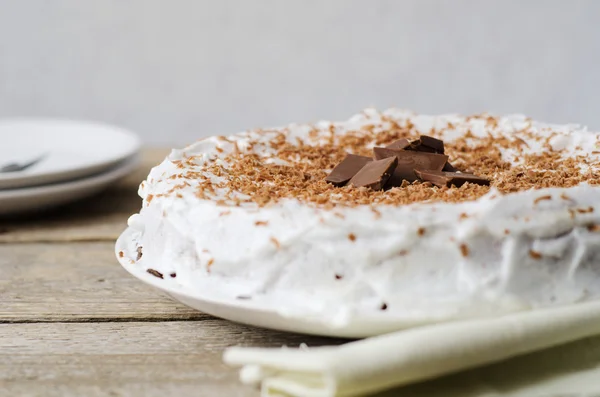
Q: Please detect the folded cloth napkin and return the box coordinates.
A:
[224,301,600,397]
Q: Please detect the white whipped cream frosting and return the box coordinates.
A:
[126,109,600,325]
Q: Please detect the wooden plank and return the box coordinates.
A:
[0,148,169,243]
[4,322,600,397]
[0,242,210,322]
[0,322,342,397]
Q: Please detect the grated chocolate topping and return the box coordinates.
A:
[149,110,600,208]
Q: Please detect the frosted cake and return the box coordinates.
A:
[120,109,600,323]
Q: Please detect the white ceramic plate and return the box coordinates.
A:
[0,119,141,189]
[0,156,138,216]
[116,227,437,338]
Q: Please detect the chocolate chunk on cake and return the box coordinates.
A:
[348,157,397,190]
[415,170,490,188]
[325,154,372,187]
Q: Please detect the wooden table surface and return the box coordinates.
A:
[0,149,340,397]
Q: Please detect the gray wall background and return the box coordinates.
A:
[1,0,599,146]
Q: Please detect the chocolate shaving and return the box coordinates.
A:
[348,157,397,190]
[415,170,490,188]
[325,154,372,187]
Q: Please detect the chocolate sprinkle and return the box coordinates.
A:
[325,154,372,187]
[136,246,143,261]
[147,269,164,279]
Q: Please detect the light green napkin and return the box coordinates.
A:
[225,301,600,397]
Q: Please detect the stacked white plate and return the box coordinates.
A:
[0,119,141,216]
